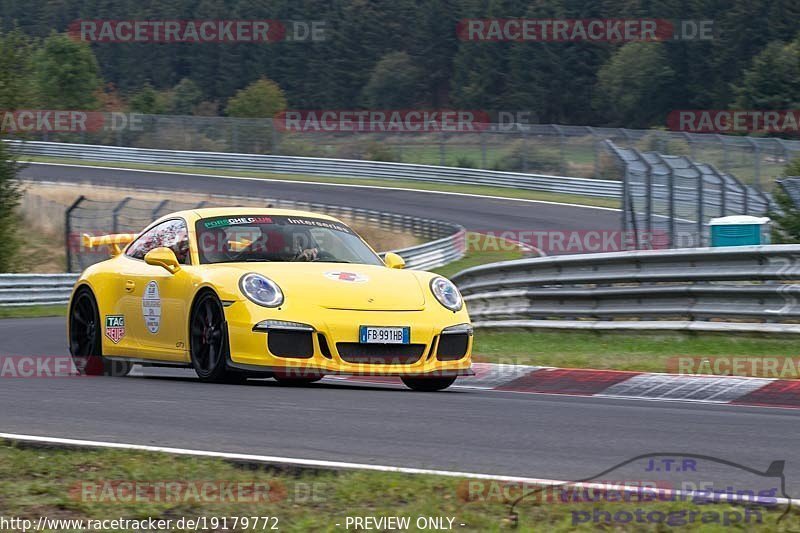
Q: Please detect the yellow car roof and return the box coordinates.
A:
[154,207,344,226]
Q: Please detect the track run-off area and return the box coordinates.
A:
[3,163,799,495]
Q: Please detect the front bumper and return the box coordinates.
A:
[223,302,473,377]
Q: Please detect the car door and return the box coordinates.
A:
[121,218,192,362]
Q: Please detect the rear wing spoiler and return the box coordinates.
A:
[82,233,137,256]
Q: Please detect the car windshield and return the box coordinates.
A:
[195,214,383,265]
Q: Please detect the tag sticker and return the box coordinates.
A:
[105,315,125,344]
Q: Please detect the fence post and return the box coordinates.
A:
[480,129,487,169]
[522,126,529,172]
[587,126,600,179]
[642,157,653,249]
[232,118,240,153]
[667,166,676,248]
[552,124,566,174]
[112,197,132,233]
[439,132,446,166]
[716,135,730,173]
[688,161,705,246]
[747,137,762,190]
[65,196,86,273]
[151,199,169,219]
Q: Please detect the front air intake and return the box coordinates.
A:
[268,330,314,358]
[336,343,425,364]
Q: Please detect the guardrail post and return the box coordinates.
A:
[112,197,132,234]
[64,196,86,273]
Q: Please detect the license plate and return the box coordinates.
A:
[359,326,410,344]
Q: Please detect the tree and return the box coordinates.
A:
[360,52,420,108]
[593,42,676,128]
[225,78,287,118]
[734,39,800,109]
[170,78,203,115]
[32,32,101,109]
[128,83,168,114]
[0,28,36,110]
[0,140,21,271]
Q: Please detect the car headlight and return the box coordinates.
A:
[430,277,463,311]
[239,273,284,307]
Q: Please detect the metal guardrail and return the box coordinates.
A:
[9,140,622,199]
[0,274,79,307]
[13,113,800,186]
[451,245,800,333]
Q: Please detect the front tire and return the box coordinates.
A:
[69,288,132,377]
[190,291,246,383]
[401,375,457,392]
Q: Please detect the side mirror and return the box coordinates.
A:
[384,252,405,269]
[145,247,181,274]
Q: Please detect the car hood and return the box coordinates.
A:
[206,262,428,311]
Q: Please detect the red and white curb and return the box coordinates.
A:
[328,363,800,409]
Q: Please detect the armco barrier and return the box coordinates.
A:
[451,245,800,333]
[8,140,622,199]
[0,274,79,307]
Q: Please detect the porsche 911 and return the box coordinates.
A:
[68,208,473,391]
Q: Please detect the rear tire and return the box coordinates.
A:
[69,287,133,377]
[190,291,246,384]
[401,376,457,392]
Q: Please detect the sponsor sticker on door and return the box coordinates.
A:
[142,281,161,334]
[105,315,126,344]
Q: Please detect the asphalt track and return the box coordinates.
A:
[4,164,800,497]
[19,162,619,234]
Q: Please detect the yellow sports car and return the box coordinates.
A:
[68,208,473,391]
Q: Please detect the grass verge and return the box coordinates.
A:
[0,305,67,319]
[1,443,795,532]
[24,156,620,210]
[432,233,525,279]
[473,329,800,376]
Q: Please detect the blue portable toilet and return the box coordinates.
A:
[709,215,771,247]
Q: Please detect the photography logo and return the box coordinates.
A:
[505,453,792,528]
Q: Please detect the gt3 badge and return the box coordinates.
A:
[105,315,126,344]
[325,271,368,283]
